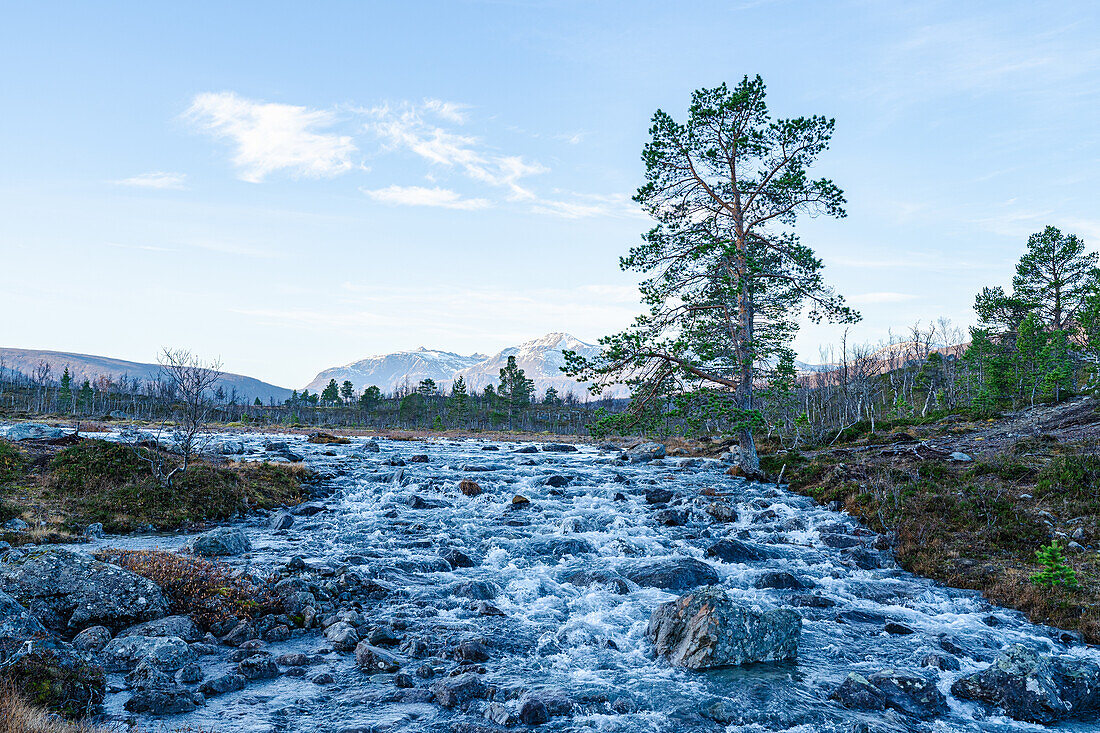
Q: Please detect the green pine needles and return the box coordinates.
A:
[1031,540,1079,590]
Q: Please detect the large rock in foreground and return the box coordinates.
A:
[0,550,168,635]
[950,645,1100,724]
[646,586,801,669]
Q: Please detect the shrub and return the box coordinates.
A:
[0,439,25,484]
[1037,454,1100,500]
[1031,540,1079,590]
[96,549,280,628]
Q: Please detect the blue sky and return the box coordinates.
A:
[2,0,1098,387]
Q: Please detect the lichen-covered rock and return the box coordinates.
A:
[102,635,196,672]
[950,645,1100,724]
[0,589,48,656]
[324,620,359,651]
[237,652,280,680]
[199,672,246,696]
[187,527,251,556]
[3,423,67,441]
[118,615,203,642]
[0,550,168,634]
[646,586,800,669]
[866,669,948,720]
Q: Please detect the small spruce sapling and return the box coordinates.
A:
[1031,540,1078,590]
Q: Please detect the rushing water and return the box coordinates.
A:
[86,433,1100,733]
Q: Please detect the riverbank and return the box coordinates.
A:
[0,433,311,543]
[766,396,1100,643]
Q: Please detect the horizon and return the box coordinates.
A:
[3,1,1099,388]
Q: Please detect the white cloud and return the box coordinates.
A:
[186,92,356,182]
[362,185,490,211]
[363,101,547,199]
[848,292,917,304]
[422,98,470,124]
[114,171,187,189]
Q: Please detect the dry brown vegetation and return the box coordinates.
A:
[94,549,280,629]
[0,681,106,733]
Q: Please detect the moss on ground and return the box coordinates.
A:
[1,438,309,535]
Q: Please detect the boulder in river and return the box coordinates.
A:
[0,549,168,634]
[621,557,719,591]
[705,539,768,563]
[355,641,401,673]
[832,669,949,720]
[431,672,488,708]
[646,586,801,669]
[102,635,196,672]
[950,644,1100,724]
[3,423,67,441]
[627,441,666,463]
[187,527,251,556]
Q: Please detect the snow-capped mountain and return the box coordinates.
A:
[453,332,619,398]
[303,333,627,398]
[303,348,484,394]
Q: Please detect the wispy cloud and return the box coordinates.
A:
[530,191,643,220]
[362,100,547,200]
[186,92,356,182]
[105,241,177,253]
[362,185,490,210]
[114,171,187,189]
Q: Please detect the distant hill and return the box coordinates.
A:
[304,332,628,398]
[0,347,293,404]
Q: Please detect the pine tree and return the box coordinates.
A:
[564,77,856,473]
[1031,540,1078,589]
[542,386,560,405]
[1013,226,1098,331]
[254,397,263,406]
[359,385,383,411]
[321,379,341,405]
[448,376,469,419]
[58,366,73,406]
[77,378,93,409]
[340,380,355,402]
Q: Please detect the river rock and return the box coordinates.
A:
[71,625,112,652]
[431,672,488,708]
[355,641,401,673]
[439,548,477,568]
[627,441,666,463]
[3,423,67,441]
[0,549,169,634]
[646,586,801,669]
[705,539,767,563]
[521,537,597,560]
[102,635,196,672]
[118,615,203,642]
[542,443,578,452]
[867,669,948,720]
[187,527,251,556]
[270,511,294,530]
[754,571,814,590]
[950,645,1100,724]
[622,557,719,591]
[562,569,633,595]
[324,621,360,651]
[238,652,280,679]
[199,673,246,697]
